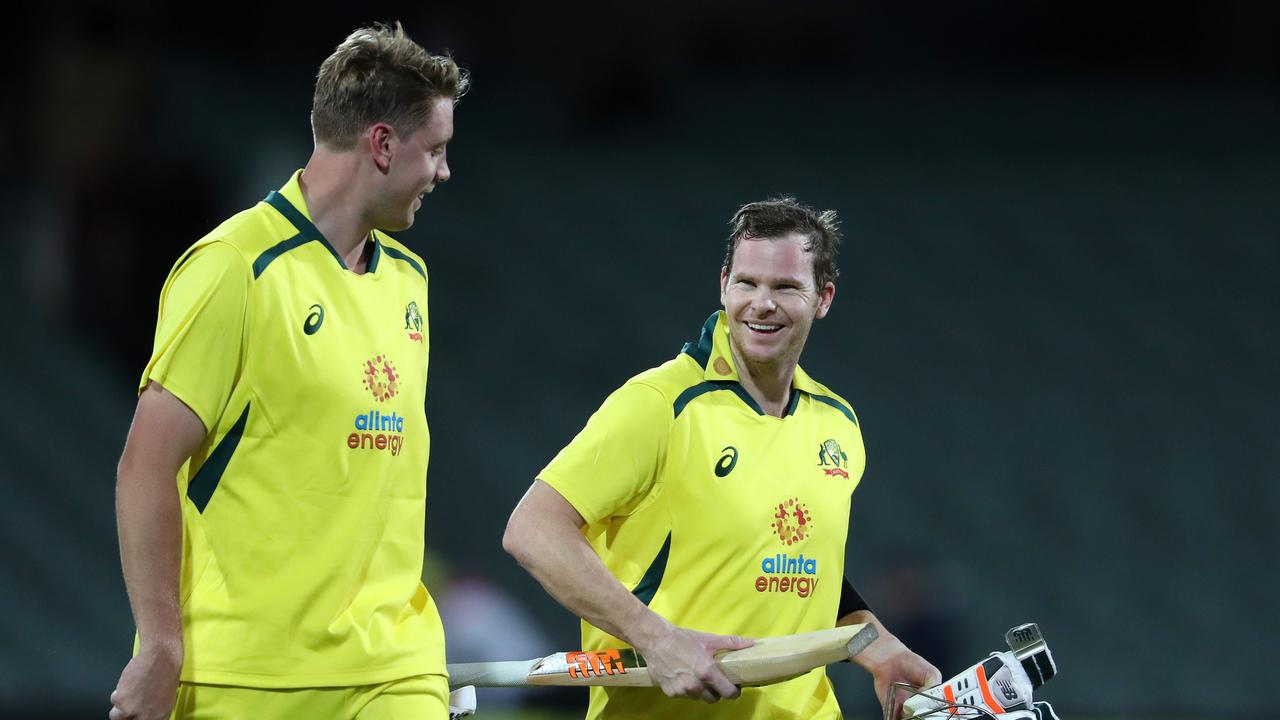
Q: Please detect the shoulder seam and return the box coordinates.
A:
[173,238,253,278]
[623,380,679,429]
[628,379,672,403]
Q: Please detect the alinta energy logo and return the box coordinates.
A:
[363,355,399,402]
[817,438,849,479]
[772,497,812,545]
[756,497,819,599]
[349,355,405,456]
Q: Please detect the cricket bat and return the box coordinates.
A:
[446,623,877,690]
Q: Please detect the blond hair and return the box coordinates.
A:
[311,22,469,150]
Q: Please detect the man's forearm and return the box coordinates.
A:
[503,493,669,649]
[116,465,184,655]
[110,383,208,720]
[507,518,669,647]
[840,606,942,709]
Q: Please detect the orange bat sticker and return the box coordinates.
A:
[566,649,627,678]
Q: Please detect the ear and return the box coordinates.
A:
[814,282,835,320]
[367,122,396,173]
[719,266,730,307]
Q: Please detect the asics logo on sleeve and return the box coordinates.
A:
[714,446,738,477]
[303,304,325,335]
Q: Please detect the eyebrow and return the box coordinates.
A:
[732,271,809,287]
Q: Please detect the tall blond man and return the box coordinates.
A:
[505,199,940,719]
[110,23,467,720]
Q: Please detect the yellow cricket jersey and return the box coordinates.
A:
[539,311,867,719]
[138,171,444,687]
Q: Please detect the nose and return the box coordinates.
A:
[755,294,778,313]
[435,154,451,184]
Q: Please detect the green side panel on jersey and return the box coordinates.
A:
[187,403,250,513]
[631,532,672,606]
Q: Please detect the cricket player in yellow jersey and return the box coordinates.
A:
[109,24,467,720]
[505,198,942,719]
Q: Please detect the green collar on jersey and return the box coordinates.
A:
[257,191,385,277]
[678,311,855,424]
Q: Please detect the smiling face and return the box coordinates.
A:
[371,96,454,231]
[719,233,835,374]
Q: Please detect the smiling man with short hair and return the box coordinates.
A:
[110,23,467,720]
[504,197,941,719]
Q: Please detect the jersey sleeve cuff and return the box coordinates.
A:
[537,470,603,527]
[141,373,215,434]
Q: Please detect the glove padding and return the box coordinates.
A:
[1001,701,1061,720]
[448,685,476,719]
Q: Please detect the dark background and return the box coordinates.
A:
[3,2,1277,718]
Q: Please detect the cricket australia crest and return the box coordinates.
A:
[817,439,849,478]
[405,301,425,343]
